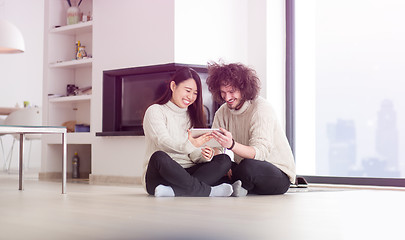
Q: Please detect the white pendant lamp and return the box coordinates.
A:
[0,20,25,53]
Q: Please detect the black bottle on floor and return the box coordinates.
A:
[72,152,80,179]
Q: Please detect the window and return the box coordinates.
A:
[289,0,405,186]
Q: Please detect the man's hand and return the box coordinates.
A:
[212,127,233,149]
[212,128,256,159]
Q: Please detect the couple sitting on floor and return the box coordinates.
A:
[142,62,296,197]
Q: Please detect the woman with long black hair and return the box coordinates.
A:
[142,67,233,197]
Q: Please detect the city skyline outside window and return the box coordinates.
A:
[294,0,405,179]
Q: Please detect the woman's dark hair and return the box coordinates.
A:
[206,62,260,104]
[155,67,206,128]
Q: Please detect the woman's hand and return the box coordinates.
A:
[187,130,213,148]
[201,146,214,161]
[226,169,232,180]
[211,128,233,149]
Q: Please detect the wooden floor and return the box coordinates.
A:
[0,173,404,240]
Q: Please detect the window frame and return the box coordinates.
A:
[285,0,405,187]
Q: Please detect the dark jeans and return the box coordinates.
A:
[145,151,232,197]
[219,159,291,195]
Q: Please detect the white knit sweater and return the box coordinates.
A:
[212,96,296,183]
[142,101,204,186]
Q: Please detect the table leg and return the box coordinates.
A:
[19,134,25,191]
[62,132,67,194]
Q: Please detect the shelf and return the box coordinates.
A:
[50,58,93,69]
[44,132,93,144]
[43,0,94,182]
[49,95,91,103]
[50,21,93,35]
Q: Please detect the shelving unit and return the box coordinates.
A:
[44,132,93,145]
[49,58,93,68]
[48,95,91,103]
[44,0,93,136]
[42,0,94,180]
[50,20,93,35]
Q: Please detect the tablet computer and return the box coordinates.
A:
[190,128,222,147]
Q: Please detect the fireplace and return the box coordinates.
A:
[96,63,220,136]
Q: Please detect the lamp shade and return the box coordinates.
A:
[0,20,25,53]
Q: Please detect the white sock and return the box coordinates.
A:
[232,180,248,197]
[209,183,233,197]
[154,185,175,197]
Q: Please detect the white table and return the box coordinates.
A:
[0,107,20,115]
[0,125,67,194]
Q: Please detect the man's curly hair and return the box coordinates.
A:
[206,62,261,104]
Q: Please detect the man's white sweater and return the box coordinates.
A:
[212,96,296,183]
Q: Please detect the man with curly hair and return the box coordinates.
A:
[207,62,296,196]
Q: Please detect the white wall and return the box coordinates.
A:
[0,0,44,107]
[91,0,176,179]
[0,0,44,171]
[0,0,286,180]
[174,0,249,64]
[174,0,268,98]
[174,0,286,125]
[248,0,267,98]
[266,0,286,128]
[175,0,286,125]
[93,0,175,131]
[90,0,286,181]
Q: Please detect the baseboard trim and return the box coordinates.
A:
[38,172,90,180]
[38,172,62,180]
[39,172,140,186]
[89,174,141,186]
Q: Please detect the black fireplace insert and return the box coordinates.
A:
[96,63,219,136]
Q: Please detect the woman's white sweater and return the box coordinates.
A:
[142,101,203,186]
